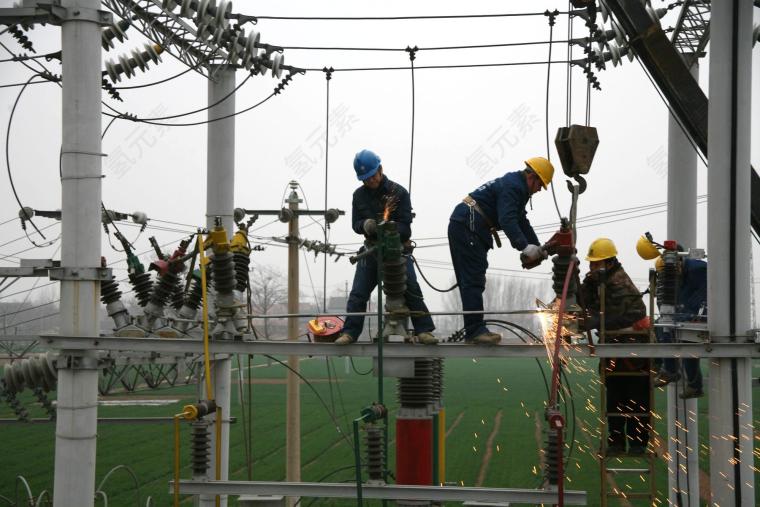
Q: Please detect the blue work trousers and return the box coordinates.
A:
[655,327,703,390]
[447,220,490,340]
[343,252,435,341]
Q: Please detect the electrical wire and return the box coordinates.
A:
[544,12,563,222]
[279,39,569,52]
[302,59,571,73]
[322,68,332,313]
[407,47,417,197]
[112,65,195,90]
[5,73,48,242]
[410,255,457,293]
[254,12,566,21]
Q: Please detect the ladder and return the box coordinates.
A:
[598,278,657,506]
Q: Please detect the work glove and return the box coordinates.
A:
[520,244,547,266]
[363,219,377,236]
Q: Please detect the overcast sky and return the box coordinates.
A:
[1,1,759,324]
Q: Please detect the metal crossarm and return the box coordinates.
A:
[670,0,711,66]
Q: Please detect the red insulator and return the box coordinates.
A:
[395,417,433,485]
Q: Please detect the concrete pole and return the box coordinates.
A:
[202,65,236,507]
[706,1,755,505]
[286,184,301,507]
[665,57,699,507]
[53,1,102,506]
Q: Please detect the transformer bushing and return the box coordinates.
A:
[190,420,211,477]
[3,353,58,394]
[212,251,241,339]
[379,221,410,339]
[364,423,384,482]
[173,274,204,333]
[100,275,143,336]
[138,239,190,333]
[129,271,153,307]
[397,358,435,410]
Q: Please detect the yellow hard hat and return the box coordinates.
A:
[525,156,554,188]
[636,236,660,260]
[586,238,618,262]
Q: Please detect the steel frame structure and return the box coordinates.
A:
[102,0,228,79]
[670,0,711,67]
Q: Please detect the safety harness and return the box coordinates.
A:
[462,195,502,248]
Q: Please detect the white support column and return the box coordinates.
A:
[53,1,103,506]
[707,1,755,506]
[203,65,236,507]
[286,184,301,507]
[665,57,699,507]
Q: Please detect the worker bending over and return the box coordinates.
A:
[448,157,553,344]
[581,238,650,455]
[336,149,436,345]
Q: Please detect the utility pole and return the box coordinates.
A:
[286,182,301,505]
[235,185,343,507]
[707,1,755,504]
[202,64,236,507]
[665,56,699,507]
[53,1,103,505]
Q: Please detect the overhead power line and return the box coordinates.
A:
[279,40,570,52]
[253,12,567,21]
[302,59,571,73]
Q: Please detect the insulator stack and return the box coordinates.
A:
[149,270,179,309]
[171,279,186,311]
[102,18,131,50]
[3,354,57,393]
[656,255,678,307]
[1,381,29,422]
[432,358,444,405]
[212,252,236,295]
[544,429,560,486]
[233,252,250,292]
[551,255,577,299]
[398,358,434,408]
[364,423,384,481]
[184,278,204,311]
[190,421,211,477]
[129,272,153,307]
[33,387,56,420]
[104,43,163,83]
[100,277,122,305]
[8,25,34,52]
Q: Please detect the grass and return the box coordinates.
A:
[1,356,759,506]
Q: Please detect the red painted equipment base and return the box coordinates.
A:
[396,417,433,485]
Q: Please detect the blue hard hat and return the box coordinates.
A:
[353,149,381,181]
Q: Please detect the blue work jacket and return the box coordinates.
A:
[450,171,539,250]
[351,175,413,242]
[677,258,707,320]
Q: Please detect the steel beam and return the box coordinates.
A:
[175,481,587,505]
[4,335,760,359]
[602,0,760,235]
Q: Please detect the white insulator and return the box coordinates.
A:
[180,0,195,18]
[196,19,213,40]
[131,47,149,72]
[612,22,625,46]
[102,20,128,50]
[210,25,224,45]
[144,43,163,65]
[608,42,622,67]
[596,41,606,55]
[216,0,232,30]
[271,52,283,78]
[118,53,134,78]
[196,0,210,22]
[599,1,610,23]
[228,35,242,65]
[131,211,149,225]
[162,0,179,12]
[243,30,260,69]
[593,47,606,70]
[105,58,121,82]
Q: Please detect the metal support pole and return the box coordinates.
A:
[707,1,755,505]
[53,1,102,505]
[665,56,699,507]
[286,184,302,506]
[203,64,236,507]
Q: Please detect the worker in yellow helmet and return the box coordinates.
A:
[580,238,650,455]
[448,157,553,344]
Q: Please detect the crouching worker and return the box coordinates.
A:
[336,149,436,345]
[580,238,651,455]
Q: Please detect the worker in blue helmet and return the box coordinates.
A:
[335,149,437,345]
[447,157,554,344]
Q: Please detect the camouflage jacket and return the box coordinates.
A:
[580,261,646,331]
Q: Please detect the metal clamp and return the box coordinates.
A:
[48,267,112,281]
